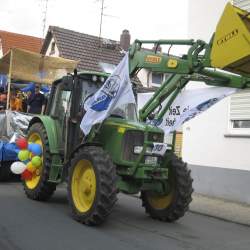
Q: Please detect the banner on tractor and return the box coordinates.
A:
[80,53,136,135]
[153,87,238,134]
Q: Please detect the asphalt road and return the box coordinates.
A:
[0,182,249,250]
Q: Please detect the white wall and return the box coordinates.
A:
[137,69,149,87]
[45,38,60,57]
[183,0,250,171]
[183,97,250,170]
[137,93,153,110]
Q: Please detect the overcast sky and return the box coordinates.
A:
[0,0,188,42]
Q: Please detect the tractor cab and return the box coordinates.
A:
[45,71,139,162]
[46,72,109,158]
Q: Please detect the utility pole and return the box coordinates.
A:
[98,0,104,40]
[42,0,49,38]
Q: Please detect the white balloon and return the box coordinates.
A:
[10,161,27,174]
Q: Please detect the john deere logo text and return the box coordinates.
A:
[217,29,238,46]
[145,55,162,64]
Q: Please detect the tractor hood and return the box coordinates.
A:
[103,117,164,134]
[98,117,165,166]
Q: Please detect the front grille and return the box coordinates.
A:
[122,130,144,161]
[121,131,164,162]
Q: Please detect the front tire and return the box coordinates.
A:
[141,152,193,222]
[68,146,117,226]
[23,123,56,201]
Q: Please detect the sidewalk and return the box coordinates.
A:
[190,193,250,226]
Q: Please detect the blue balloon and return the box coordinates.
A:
[28,143,42,156]
[23,159,30,165]
[28,143,34,151]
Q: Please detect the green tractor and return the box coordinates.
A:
[23,3,250,225]
[24,70,193,225]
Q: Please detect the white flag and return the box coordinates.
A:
[152,87,238,134]
[80,53,136,135]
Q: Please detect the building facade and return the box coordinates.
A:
[183,0,250,204]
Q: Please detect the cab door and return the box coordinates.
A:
[46,76,73,157]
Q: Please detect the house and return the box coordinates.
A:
[0,30,43,57]
[41,26,126,72]
[41,26,167,90]
[183,0,250,205]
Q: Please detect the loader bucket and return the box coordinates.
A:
[210,3,250,76]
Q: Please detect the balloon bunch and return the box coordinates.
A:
[10,137,42,180]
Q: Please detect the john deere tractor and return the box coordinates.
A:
[23,3,250,225]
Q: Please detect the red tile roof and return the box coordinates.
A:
[0,30,43,55]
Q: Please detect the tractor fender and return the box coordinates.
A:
[28,116,60,155]
[61,142,103,180]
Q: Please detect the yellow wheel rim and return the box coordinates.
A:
[147,190,174,210]
[71,159,96,213]
[25,132,43,189]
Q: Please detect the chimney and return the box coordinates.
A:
[120,29,130,51]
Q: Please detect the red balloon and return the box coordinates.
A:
[21,169,33,180]
[16,137,28,150]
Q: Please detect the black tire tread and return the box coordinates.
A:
[141,152,193,222]
[67,146,117,226]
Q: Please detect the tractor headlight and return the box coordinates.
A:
[92,75,98,82]
[100,76,105,82]
[134,146,143,154]
[134,146,153,154]
[145,156,158,166]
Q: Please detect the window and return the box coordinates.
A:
[50,82,71,118]
[228,89,250,135]
[152,73,163,85]
[233,120,250,128]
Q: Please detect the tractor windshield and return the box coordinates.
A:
[111,103,138,121]
[79,77,138,122]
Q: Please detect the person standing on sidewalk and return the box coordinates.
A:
[27,85,46,114]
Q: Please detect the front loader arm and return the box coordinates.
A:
[128,39,208,121]
[129,39,250,122]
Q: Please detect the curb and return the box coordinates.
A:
[190,193,250,227]
[128,192,250,226]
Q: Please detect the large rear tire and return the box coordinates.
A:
[23,123,56,201]
[68,146,117,226]
[141,152,193,222]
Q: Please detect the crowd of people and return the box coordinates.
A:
[0,84,47,114]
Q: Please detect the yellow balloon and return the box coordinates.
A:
[26,162,36,173]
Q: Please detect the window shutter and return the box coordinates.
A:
[230,90,250,120]
[233,0,250,12]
